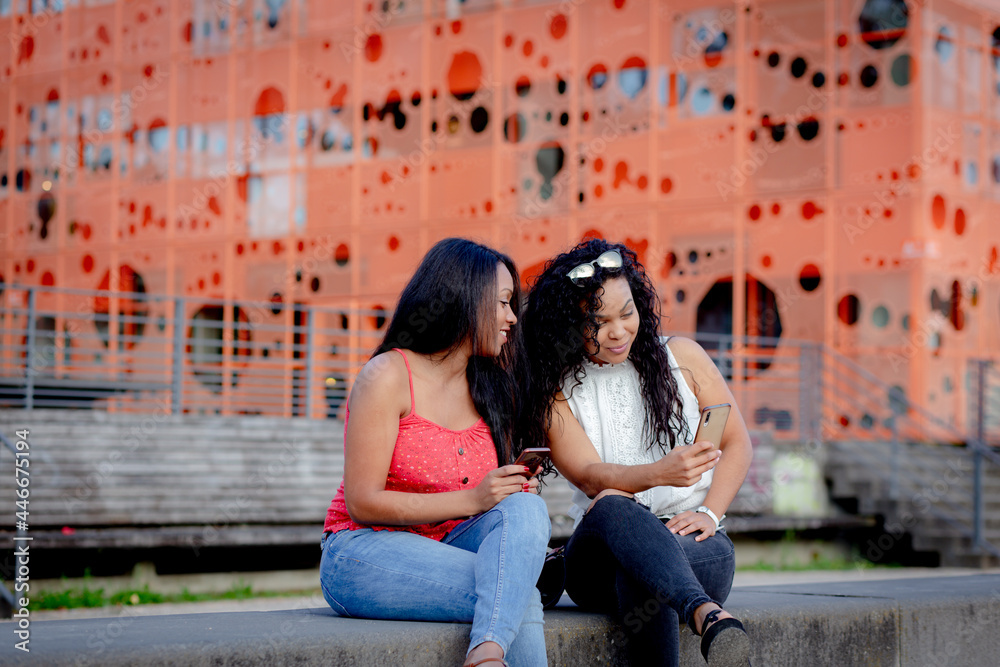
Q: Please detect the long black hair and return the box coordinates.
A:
[521,238,690,454]
[374,238,526,465]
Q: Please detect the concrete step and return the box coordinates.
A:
[4,574,998,667]
[825,440,1000,565]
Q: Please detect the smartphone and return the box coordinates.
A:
[693,403,731,449]
[514,447,551,476]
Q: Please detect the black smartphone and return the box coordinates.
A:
[514,447,551,476]
[693,403,731,449]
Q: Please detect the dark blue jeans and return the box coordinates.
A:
[563,494,736,667]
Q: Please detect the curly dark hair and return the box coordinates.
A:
[520,238,691,456]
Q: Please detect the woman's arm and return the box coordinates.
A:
[548,391,720,499]
[343,354,528,525]
[665,336,754,540]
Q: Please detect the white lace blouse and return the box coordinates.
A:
[561,338,712,526]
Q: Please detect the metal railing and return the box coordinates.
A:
[0,283,389,419]
[3,284,998,439]
[972,360,1000,447]
[2,282,999,561]
[816,347,1000,558]
[1,431,26,616]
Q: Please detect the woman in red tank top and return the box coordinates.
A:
[320,238,550,667]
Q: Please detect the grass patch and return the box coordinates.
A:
[737,555,891,572]
[735,531,905,572]
[33,586,107,610]
[30,580,316,611]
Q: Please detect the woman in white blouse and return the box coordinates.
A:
[522,239,753,667]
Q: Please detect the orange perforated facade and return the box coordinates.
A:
[1,0,998,432]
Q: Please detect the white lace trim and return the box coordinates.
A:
[562,340,712,524]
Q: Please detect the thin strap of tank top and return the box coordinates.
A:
[392,348,416,416]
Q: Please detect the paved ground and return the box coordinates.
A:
[12,566,998,622]
[6,571,1000,666]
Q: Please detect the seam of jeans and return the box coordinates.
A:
[319,579,353,618]
[486,504,507,641]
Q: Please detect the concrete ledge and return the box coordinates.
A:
[4,575,999,666]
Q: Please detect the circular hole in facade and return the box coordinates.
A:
[872,305,889,328]
[935,26,955,61]
[838,293,860,325]
[858,0,909,50]
[187,305,251,392]
[370,306,387,330]
[269,292,284,316]
[696,275,783,378]
[799,263,822,291]
[95,266,148,350]
[587,63,608,90]
[797,118,819,141]
[931,194,947,229]
[691,87,714,115]
[704,31,728,66]
[888,385,907,414]
[891,53,912,86]
[790,56,807,78]
[965,162,978,186]
[334,243,350,267]
[470,106,489,133]
[504,113,527,143]
[859,64,879,87]
[617,56,648,99]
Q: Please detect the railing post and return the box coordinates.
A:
[889,415,899,500]
[973,359,987,552]
[171,298,185,415]
[24,288,37,411]
[798,343,808,443]
[799,343,822,444]
[305,306,316,419]
[814,344,824,443]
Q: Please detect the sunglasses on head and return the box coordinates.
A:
[566,250,623,284]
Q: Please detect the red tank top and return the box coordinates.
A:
[323,349,499,541]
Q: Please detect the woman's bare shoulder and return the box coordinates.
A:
[664,335,710,365]
[349,351,411,412]
[664,336,723,386]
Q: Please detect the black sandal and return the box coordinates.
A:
[698,608,751,666]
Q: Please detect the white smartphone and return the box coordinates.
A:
[693,403,731,449]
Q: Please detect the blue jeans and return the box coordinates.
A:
[564,494,736,667]
[320,492,550,666]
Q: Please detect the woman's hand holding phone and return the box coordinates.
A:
[514,447,551,477]
[653,441,720,487]
[472,465,537,512]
